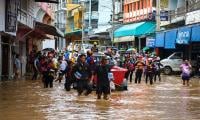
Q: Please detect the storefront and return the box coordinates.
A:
[155,23,200,59]
[114,21,156,51]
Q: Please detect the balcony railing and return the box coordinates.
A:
[18,9,35,28]
[55,23,66,30]
[84,11,99,20]
[168,0,200,22]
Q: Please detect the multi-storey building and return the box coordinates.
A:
[85,0,122,45]
[55,0,67,50]
[155,0,200,60]
[114,0,156,51]
[65,0,82,45]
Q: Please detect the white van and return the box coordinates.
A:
[160,52,183,74]
[160,52,197,74]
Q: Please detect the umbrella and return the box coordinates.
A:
[126,48,137,52]
[142,47,150,51]
[42,48,55,52]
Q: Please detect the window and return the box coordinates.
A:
[20,0,27,11]
[171,53,182,59]
[129,3,132,12]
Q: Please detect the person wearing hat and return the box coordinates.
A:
[72,54,92,96]
[91,42,98,53]
[95,56,112,100]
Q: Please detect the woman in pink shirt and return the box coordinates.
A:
[180,60,192,86]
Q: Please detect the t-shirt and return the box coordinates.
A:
[59,61,68,71]
[15,58,21,69]
[180,64,191,76]
[135,61,145,70]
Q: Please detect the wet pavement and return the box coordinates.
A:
[0,75,200,120]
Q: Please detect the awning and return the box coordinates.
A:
[35,0,58,3]
[66,4,81,11]
[165,29,177,49]
[114,22,156,38]
[0,31,16,37]
[191,24,200,42]
[176,26,191,44]
[35,21,64,37]
[65,30,82,36]
[114,36,135,43]
[155,32,165,47]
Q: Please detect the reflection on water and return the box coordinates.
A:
[0,76,200,120]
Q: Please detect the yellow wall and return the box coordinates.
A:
[66,2,82,33]
[74,11,82,30]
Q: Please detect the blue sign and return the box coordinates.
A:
[176,27,191,44]
[152,10,168,21]
[146,38,155,48]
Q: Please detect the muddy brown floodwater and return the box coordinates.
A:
[0,76,200,120]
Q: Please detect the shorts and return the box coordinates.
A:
[182,75,190,81]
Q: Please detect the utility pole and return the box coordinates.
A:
[81,1,85,49]
[156,0,161,31]
[112,0,115,47]
[88,0,92,34]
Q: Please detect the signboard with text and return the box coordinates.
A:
[186,10,200,25]
[146,38,155,48]
[35,0,58,3]
[176,27,191,44]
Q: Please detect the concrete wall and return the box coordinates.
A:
[0,0,5,79]
[168,0,178,10]
[93,0,112,33]
[0,0,5,31]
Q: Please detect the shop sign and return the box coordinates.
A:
[176,27,191,44]
[152,10,168,21]
[35,0,58,3]
[186,10,200,25]
[146,38,155,47]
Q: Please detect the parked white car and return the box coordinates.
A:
[160,52,183,74]
[160,52,197,75]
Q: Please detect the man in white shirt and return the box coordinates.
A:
[55,58,68,83]
[14,54,21,80]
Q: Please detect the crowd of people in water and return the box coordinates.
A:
[13,46,197,100]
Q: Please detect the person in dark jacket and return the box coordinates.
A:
[95,56,112,100]
[153,57,163,82]
[44,55,56,88]
[134,56,145,84]
[145,58,155,85]
[64,60,74,91]
[73,54,92,96]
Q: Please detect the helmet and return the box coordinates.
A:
[93,42,97,45]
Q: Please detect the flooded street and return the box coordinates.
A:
[0,76,200,120]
